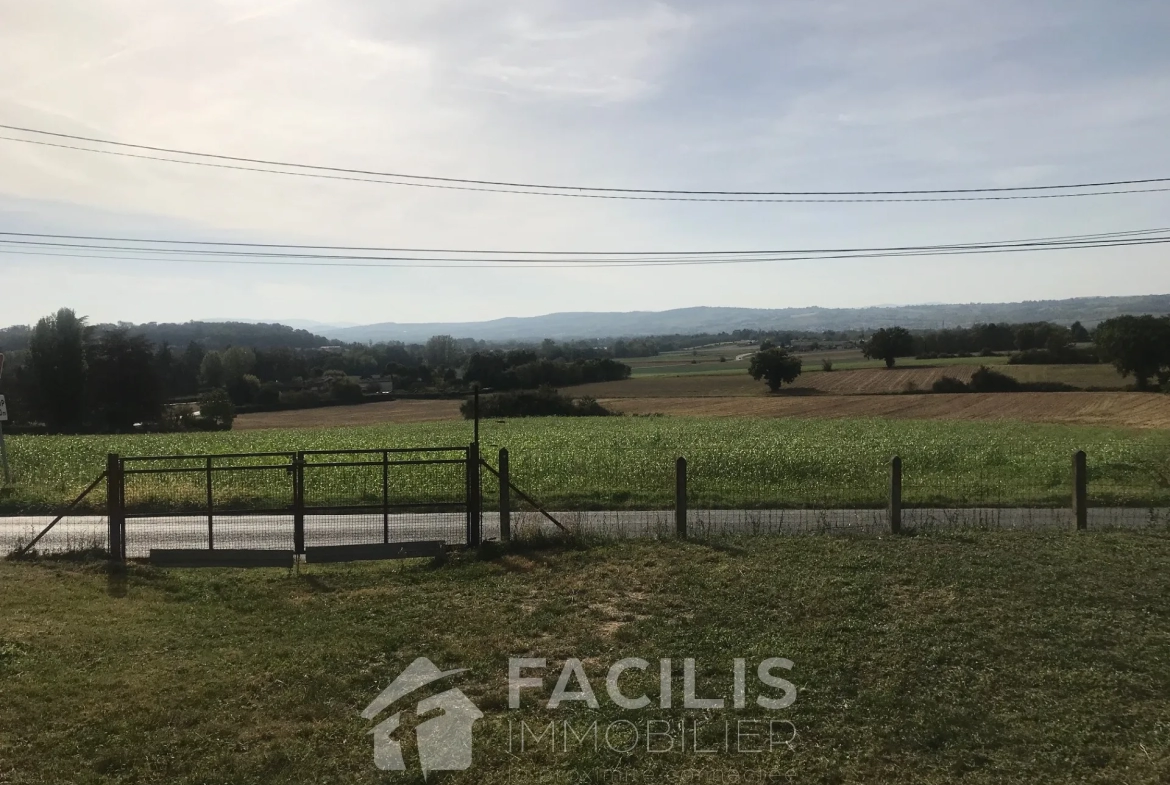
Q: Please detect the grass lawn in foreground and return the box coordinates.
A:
[2,531,1169,784]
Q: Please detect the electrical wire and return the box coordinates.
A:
[4,234,1168,269]
[4,125,1170,203]
[1,227,1167,261]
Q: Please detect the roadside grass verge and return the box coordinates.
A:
[1,531,1168,784]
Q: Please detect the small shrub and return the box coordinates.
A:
[256,383,281,408]
[462,387,613,418]
[280,389,325,409]
[969,366,1022,393]
[932,376,970,393]
[329,377,365,404]
[821,358,834,372]
[197,388,236,430]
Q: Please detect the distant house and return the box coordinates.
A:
[318,345,344,355]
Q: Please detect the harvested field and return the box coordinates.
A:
[574,363,1129,397]
[233,399,462,430]
[598,392,1170,429]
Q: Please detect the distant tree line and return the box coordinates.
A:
[463,350,630,390]
[0,310,637,432]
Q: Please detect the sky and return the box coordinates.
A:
[1,0,1169,327]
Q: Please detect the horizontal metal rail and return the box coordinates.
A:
[124,507,296,519]
[301,449,465,453]
[125,464,294,475]
[302,459,466,469]
[302,502,466,514]
[122,452,296,462]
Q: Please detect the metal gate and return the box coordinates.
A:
[110,446,478,562]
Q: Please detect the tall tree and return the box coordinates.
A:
[748,348,803,392]
[862,327,916,368]
[87,329,162,431]
[1095,316,1170,390]
[26,308,90,431]
[424,335,462,368]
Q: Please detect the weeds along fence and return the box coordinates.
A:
[4,443,1168,560]
[482,443,1170,539]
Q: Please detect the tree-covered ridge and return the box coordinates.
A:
[0,320,334,353]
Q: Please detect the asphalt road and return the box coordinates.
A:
[3,507,1167,558]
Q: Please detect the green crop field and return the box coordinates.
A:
[4,418,1168,514]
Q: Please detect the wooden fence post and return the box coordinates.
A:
[499,448,511,542]
[106,453,125,562]
[889,456,902,535]
[1073,450,1088,531]
[676,457,687,538]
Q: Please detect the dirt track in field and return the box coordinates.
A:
[597,392,1170,429]
[234,400,462,430]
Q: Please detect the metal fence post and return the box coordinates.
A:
[106,453,125,562]
[293,452,305,555]
[467,442,482,547]
[676,457,687,538]
[1073,450,1088,531]
[889,456,902,534]
[499,448,511,542]
[206,456,214,550]
[382,450,390,544]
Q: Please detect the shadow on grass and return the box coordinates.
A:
[430,531,594,571]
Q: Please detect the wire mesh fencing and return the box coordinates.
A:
[481,444,676,539]
[121,453,297,553]
[10,440,1167,561]
[686,452,888,536]
[301,448,470,547]
[1085,446,1170,529]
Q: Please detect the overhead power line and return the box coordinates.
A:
[2,228,1167,268]
[3,124,1170,203]
[2,227,1167,256]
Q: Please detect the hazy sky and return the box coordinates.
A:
[2,0,1169,327]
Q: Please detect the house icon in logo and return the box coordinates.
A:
[362,658,483,776]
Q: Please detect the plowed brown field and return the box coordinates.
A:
[234,399,461,430]
[597,392,1170,428]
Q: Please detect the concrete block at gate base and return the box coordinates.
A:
[149,549,295,568]
[304,540,446,563]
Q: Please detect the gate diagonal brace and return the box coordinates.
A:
[15,472,107,557]
[480,460,568,534]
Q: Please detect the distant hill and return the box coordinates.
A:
[322,294,1170,343]
[4,294,1168,351]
